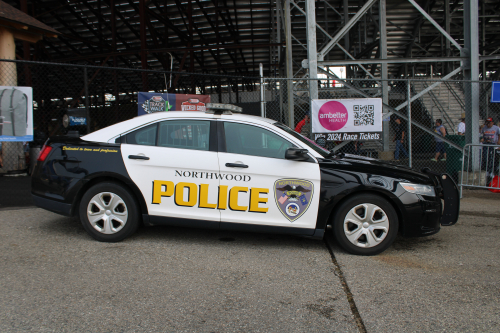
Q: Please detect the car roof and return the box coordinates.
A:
[81,111,277,143]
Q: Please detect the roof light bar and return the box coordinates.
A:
[205,103,243,114]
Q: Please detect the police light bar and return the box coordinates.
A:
[206,103,242,114]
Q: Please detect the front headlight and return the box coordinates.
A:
[400,183,435,197]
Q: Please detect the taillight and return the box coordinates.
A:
[37,145,53,162]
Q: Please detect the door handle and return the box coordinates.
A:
[128,155,150,160]
[225,163,248,168]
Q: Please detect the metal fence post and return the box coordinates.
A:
[84,67,91,133]
[407,79,412,168]
[260,63,265,117]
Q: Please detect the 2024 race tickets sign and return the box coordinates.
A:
[311,98,382,140]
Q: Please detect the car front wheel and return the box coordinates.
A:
[79,182,139,242]
[332,194,398,255]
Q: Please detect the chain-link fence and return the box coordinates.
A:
[263,76,500,184]
[2,58,500,185]
[0,59,262,173]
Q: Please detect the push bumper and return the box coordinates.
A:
[422,168,460,226]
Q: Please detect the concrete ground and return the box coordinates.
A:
[329,189,500,332]
[0,208,357,332]
[0,186,499,332]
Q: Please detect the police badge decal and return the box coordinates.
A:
[274,179,313,222]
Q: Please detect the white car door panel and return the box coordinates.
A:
[218,121,321,230]
[121,119,221,222]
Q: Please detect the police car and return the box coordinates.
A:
[31,104,459,255]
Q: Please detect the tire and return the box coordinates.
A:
[332,194,398,256]
[79,182,140,242]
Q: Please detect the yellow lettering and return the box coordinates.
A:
[175,182,198,207]
[152,180,174,204]
[229,186,248,211]
[218,185,228,210]
[198,184,217,209]
[249,188,269,213]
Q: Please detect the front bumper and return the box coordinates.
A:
[422,169,460,226]
[398,171,459,237]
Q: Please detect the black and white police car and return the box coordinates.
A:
[32,103,459,255]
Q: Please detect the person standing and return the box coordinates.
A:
[480,117,500,183]
[431,119,447,161]
[295,111,311,138]
[393,117,408,161]
[457,113,466,135]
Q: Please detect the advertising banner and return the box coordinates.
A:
[311,98,382,141]
[138,93,210,116]
[0,86,33,142]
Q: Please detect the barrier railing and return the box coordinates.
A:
[460,143,500,195]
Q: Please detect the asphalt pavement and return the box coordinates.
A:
[0,208,357,332]
[329,189,500,332]
[1,188,499,332]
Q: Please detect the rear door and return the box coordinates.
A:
[216,120,321,233]
[121,119,221,225]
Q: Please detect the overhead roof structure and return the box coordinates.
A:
[3,0,500,79]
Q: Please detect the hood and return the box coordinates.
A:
[319,154,434,185]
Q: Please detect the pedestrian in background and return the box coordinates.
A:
[457,113,466,135]
[480,117,500,183]
[393,117,408,161]
[295,110,311,138]
[431,119,447,161]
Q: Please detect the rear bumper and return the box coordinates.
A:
[32,194,72,216]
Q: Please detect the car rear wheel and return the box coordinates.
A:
[79,182,139,242]
[332,194,398,255]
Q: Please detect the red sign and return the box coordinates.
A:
[177,94,210,111]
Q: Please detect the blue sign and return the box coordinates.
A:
[69,116,87,126]
[138,92,174,116]
[492,82,500,103]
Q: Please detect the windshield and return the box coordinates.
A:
[274,122,330,158]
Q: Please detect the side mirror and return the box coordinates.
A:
[285,147,309,161]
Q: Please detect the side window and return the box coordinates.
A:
[157,120,210,151]
[224,122,294,159]
[125,124,157,146]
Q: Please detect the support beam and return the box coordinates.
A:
[293,0,379,81]
[395,67,463,111]
[314,56,465,66]
[380,0,389,152]
[285,0,294,128]
[306,0,318,111]
[407,0,462,51]
[463,0,480,146]
[318,0,377,60]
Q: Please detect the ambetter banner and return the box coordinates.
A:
[311,98,382,140]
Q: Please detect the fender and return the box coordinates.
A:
[315,167,409,232]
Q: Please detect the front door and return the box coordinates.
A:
[121,119,221,224]
[217,121,321,233]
